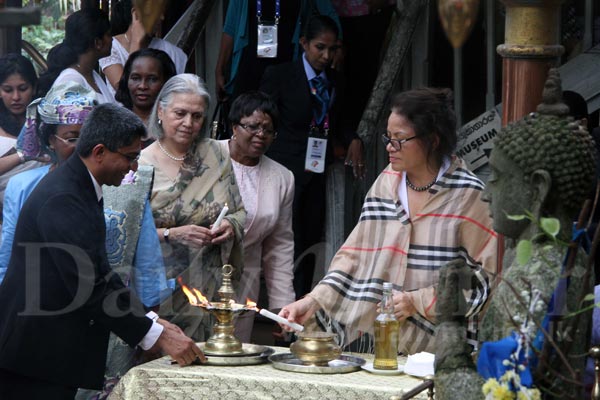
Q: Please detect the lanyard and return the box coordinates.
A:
[310,114,329,137]
[257,0,280,24]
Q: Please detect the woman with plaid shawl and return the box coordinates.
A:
[279,88,498,355]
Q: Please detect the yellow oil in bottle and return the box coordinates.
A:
[373,282,399,369]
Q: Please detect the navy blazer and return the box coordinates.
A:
[0,155,151,389]
[260,57,345,181]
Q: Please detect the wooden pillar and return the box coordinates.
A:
[498,0,564,125]
[496,0,564,269]
[5,0,21,54]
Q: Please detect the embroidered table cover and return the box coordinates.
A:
[109,347,429,399]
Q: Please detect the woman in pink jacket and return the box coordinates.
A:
[221,91,295,342]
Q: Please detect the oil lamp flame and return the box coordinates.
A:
[178,277,211,307]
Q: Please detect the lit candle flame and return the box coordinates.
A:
[244,297,303,331]
[246,298,258,311]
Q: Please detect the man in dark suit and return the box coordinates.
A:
[0,104,204,399]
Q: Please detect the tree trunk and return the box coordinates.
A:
[357,0,430,145]
[176,0,217,55]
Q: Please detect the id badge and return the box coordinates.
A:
[257,24,278,58]
[305,137,327,173]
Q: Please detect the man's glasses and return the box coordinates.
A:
[381,134,418,151]
[53,135,79,145]
[239,123,277,138]
[115,151,141,166]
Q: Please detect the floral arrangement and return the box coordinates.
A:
[482,365,541,400]
[121,170,137,185]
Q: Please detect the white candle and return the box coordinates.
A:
[211,204,229,232]
[259,308,304,332]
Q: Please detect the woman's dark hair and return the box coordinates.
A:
[0,53,37,89]
[36,8,110,97]
[390,88,457,168]
[115,48,176,109]
[303,15,339,42]
[110,0,133,36]
[228,91,279,131]
[0,53,37,136]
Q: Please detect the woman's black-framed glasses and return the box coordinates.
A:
[239,123,277,138]
[381,134,418,150]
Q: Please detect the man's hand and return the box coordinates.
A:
[154,319,205,366]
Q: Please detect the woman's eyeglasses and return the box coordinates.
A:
[53,135,79,145]
[239,123,277,138]
[381,134,418,150]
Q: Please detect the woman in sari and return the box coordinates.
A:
[139,74,246,341]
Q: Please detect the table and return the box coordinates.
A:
[109,347,431,400]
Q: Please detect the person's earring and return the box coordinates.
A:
[158,118,162,126]
[232,134,236,140]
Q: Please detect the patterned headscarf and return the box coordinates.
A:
[16,82,96,158]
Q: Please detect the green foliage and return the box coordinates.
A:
[516,240,533,266]
[22,15,65,59]
[20,1,81,67]
[511,213,561,266]
[540,217,560,238]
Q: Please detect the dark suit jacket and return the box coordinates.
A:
[0,155,152,390]
[260,58,348,182]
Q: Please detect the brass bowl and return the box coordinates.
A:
[290,331,342,366]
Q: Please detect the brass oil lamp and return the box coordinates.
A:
[180,264,250,355]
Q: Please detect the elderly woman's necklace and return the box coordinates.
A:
[406,175,437,192]
[157,140,186,161]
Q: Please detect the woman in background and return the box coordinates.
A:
[36,8,114,103]
[221,91,295,342]
[100,0,187,97]
[115,48,176,132]
[260,15,363,299]
[0,54,47,224]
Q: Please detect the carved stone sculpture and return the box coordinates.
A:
[434,68,596,399]
[434,260,484,400]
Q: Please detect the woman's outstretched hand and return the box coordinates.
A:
[278,296,320,332]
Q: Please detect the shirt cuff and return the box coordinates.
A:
[139,311,164,350]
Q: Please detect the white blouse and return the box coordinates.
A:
[231,158,260,231]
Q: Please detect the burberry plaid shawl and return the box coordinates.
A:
[309,157,498,354]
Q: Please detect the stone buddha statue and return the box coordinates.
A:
[479,69,595,344]
[434,69,596,399]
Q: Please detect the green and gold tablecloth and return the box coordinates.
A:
[109,347,429,400]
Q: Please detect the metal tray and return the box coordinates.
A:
[269,353,366,374]
[200,343,274,366]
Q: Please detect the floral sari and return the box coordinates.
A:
[140,138,246,341]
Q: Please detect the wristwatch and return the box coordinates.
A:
[15,149,25,164]
[163,228,170,243]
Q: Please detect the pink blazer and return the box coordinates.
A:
[220,141,296,309]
